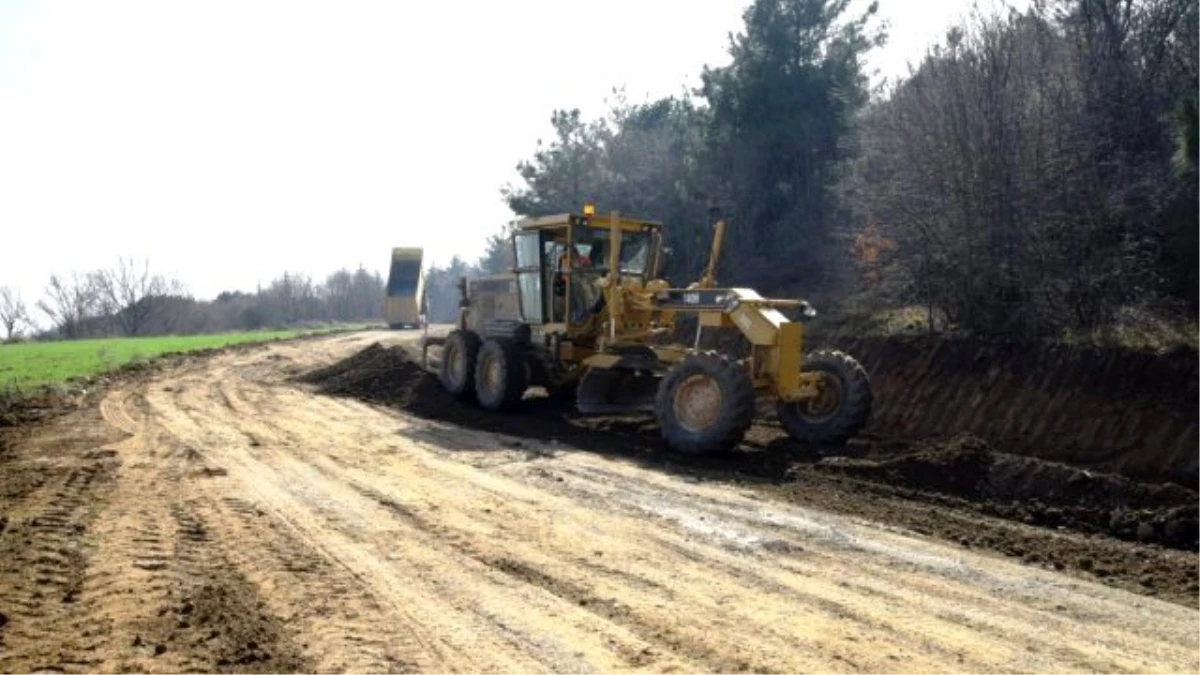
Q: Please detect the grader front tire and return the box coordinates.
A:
[777,349,872,445]
[655,352,755,455]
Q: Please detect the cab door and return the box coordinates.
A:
[512,231,545,324]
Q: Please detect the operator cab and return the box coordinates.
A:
[511,204,662,330]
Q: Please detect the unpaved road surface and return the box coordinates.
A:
[1,331,1196,673]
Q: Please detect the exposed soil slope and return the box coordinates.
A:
[831,335,1199,485]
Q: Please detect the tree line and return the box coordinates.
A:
[424,0,1196,344]
[0,261,386,341]
[843,0,1197,338]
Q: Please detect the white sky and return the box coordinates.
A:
[0,0,1013,311]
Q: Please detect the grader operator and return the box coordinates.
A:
[424,204,872,455]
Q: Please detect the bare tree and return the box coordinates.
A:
[0,286,30,340]
[37,273,103,339]
[93,258,173,336]
[152,278,193,334]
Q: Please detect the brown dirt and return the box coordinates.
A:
[0,393,312,673]
[827,334,1199,486]
[302,342,1199,605]
[815,435,1198,548]
[1,331,1196,673]
[136,575,309,673]
[0,329,362,429]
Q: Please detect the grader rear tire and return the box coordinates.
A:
[474,339,528,411]
[777,349,872,445]
[439,330,481,401]
[656,351,755,454]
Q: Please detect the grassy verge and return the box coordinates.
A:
[0,326,365,391]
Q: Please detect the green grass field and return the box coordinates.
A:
[0,328,347,391]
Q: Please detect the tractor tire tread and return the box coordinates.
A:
[440,330,482,401]
[777,348,872,445]
[475,338,528,411]
[656,350,755,454]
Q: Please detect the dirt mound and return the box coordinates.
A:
[297,343,392,386]
[1,389,79,428]
[299,344,689,449]
[876,434,995,495]
[143,579,309,673]
[298,343,459,418]
[819,434,1198,548]
[300,343,592,432]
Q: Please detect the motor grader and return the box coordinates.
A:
[423,204,872,454]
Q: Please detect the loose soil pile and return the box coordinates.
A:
[298,344,661,441]
[141,579,309,673]
[301,343,1200,604]
[819,434,1199,549]
[297,343,455,418]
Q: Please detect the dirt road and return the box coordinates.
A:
[1,331,1196,673]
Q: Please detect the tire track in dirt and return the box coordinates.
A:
[49,390,311,673]
[152,360,710,667]
[207,491,414,673]
[0,407,122,674]
[333,477,705,671]
[316,451,891,672]
[211,368,682,671]
[148,367,482,673]
[0,462,110,672]
[335,428,1180,673]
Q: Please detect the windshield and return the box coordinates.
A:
[572,228,654,276]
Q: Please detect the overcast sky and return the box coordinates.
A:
[0,0,1013,308]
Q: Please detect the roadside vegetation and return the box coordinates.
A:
[2,255,389,396]
[1,262,387,343]
[0,327,367,392]
[423,0,1196,351]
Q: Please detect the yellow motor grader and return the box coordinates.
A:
[423,204,872,454]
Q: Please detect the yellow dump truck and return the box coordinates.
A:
[383,247,426,329]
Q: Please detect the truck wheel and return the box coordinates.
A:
[475,339,528,411]
[656,351,754,454]
[440,330,481,401]
[777,349,872,445]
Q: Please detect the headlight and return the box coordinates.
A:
[723,296,741,314]
[800,302,818,319]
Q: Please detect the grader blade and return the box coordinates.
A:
[576,368,660,414]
